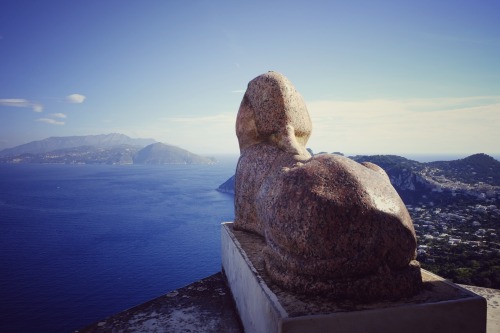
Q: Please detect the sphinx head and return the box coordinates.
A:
[236,71,312,157]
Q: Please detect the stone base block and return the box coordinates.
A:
[221,222,487,333]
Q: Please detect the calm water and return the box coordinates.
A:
[1,153,496,332]
[0,159,236,332]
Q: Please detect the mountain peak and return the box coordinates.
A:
[133,142,215,165]
[462,153,499,164]
[0,134,156,157]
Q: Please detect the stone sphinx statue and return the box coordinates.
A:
[234,71,422,300]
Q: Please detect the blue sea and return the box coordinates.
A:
[1,152,498,332]
[0,157,237,333]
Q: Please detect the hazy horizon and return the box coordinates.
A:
[1,133,498,164]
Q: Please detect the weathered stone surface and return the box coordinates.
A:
[235,71,311,236]
[235,71,312,156]
[234,71,422,300]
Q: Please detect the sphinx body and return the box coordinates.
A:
[234,72,422,300]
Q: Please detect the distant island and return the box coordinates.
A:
[218,152,500,289]
[0,134,216,165]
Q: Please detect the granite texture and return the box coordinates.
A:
[235,71,312,235]
[227,223,480,313]
[235,71,312,156]
[234,71,421,300]
[224,223,488,333]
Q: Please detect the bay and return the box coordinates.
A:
[0,157,237,333]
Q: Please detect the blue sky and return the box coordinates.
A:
[1,0,499,156]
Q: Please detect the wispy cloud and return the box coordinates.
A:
[36,112,67,125]
[32,104,43,112]
[50,113,67,119]
[36,118,65,126]
[0,98,43,112]
[307,96,500,155]
[65,94,86,104]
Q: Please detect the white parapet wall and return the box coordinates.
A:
[221,222,487,333]
[221,222,286,333]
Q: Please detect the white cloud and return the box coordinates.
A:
[0,98,43,112]
[50,113,67,119]
[0,99,29,107]
[65,94,86,103]
[306,96,500,155]
[36,118,65,126]
[32,103,43,112]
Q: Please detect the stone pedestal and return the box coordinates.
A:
[221,222,487,333]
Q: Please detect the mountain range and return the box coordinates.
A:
[0,134,216,165]
[0,133,155,157]
[218,153,500,204]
